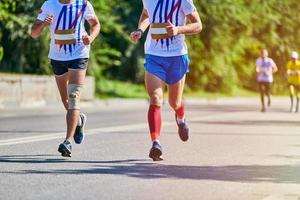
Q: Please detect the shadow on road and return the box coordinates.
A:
[1,155,300,184]
[269,154,300,160]
[0,154,147,164]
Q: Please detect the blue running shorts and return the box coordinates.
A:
[144,54,190,85]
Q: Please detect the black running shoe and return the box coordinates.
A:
[149,141,163,161]
[175,115,189,142]
[74,113,87,144]
[58,140,72,157]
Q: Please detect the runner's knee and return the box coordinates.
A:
[68,84,82,110]
[149,93,163,106]
[169,100,182,110]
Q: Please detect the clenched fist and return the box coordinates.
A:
[130,30,143,43]
[82,35,94,45]
[166,21,179,37]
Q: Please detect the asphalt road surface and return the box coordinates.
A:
[1,98,300,200]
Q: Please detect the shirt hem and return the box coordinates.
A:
[48,55,90,61]
[145,52,188,57]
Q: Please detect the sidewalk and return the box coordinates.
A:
[0,96,292,118]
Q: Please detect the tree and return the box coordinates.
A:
[1,0,300,95]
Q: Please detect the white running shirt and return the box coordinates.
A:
[37,0,96,61]
[143,0,196,57]
[256,57,276,83]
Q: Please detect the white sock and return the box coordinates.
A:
[176,117,185,124]
[77,115,82,127]
[152,139,160,145]
[64,139,71,144]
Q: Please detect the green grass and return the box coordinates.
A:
[96,79,148,99]
[95,79,258,99]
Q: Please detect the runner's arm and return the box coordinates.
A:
[130,8,149,43]
[86,17,101,43]
[272,60,278,73]
[287,63,292,75]
[166,11,202,37]
[255,59,262,73]
[272,64,278,73]
[178,11,202,35]
[31,1,52,39]
[138,8,150,32]
[82,17,100,45]
[256,66,259,73]
[31,18,50,39]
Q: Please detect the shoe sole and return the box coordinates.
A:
[175,115,189,142]
[149,147,163,161]
[80,113,87,130]
[179,130,189,142]
[58,144,71,157]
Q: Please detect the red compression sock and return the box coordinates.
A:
[175,103,185,119]
[148,105,162,141]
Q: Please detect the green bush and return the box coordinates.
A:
[1,0,300,95]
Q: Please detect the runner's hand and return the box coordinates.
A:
[43,15,53,27]
[130,31,142,43]
[82,35,93,45]
[166,21,179,37]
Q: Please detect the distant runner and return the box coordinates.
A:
[256,49,278,112]
[287,51,300,113]
[130,0,202,161]
[31,0,100,157]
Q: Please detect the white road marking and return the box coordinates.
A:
[0,113,229,146]
[0,123,149,146]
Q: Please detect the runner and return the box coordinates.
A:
[287,51,300,113]
[31,0,100,157]
[256,49,278,112]
[130,0,202,161]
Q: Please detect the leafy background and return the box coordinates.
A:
[1,0,300,97]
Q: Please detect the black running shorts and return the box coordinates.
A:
[50,58,89,76]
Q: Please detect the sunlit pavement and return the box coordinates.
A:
[1,97,300,200]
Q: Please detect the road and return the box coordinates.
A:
[1,98,300,200]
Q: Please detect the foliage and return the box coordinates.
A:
[188,0,300,93]
[96,79,147,99]
[1,0,300,94]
